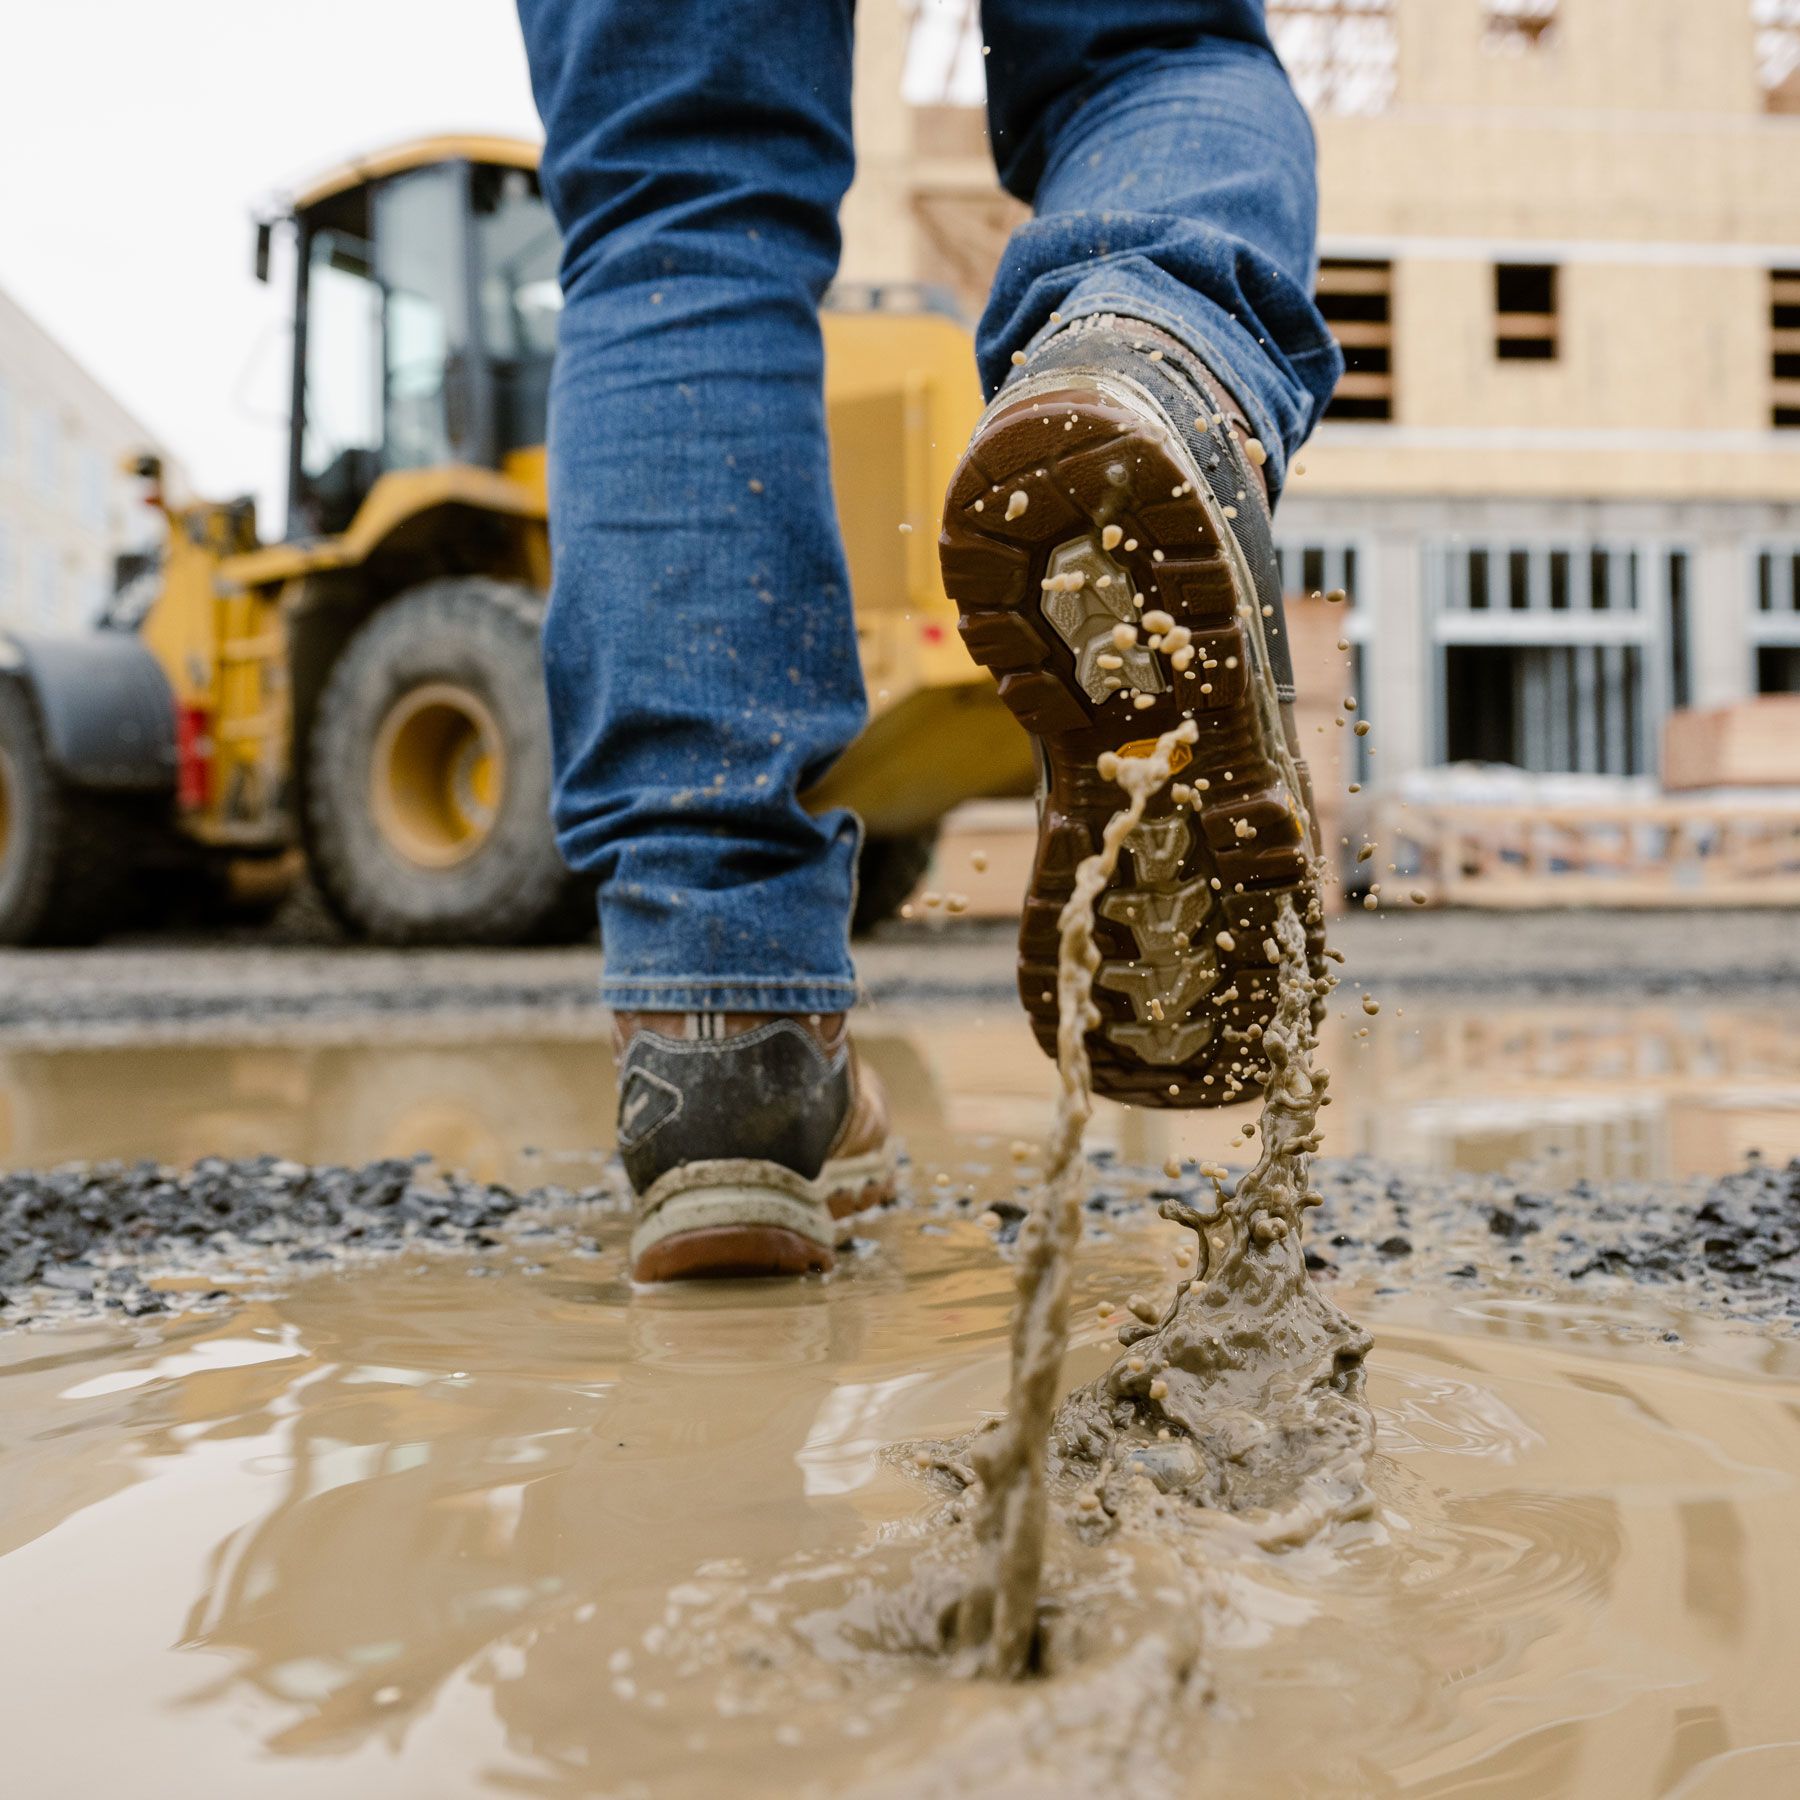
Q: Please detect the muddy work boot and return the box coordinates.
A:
[940,315,1322,1109]
[616,1012,896,1280]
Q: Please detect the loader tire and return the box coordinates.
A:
[853,827,939,934]
[304,578,594,945]
[0,678,142,946]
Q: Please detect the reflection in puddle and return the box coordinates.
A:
[3,998,1797,1188]
[2,1215,1797,1797]
[4,994,1800,1793]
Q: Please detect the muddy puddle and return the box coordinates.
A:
[6,984,1800,1792]
[3,1195,1797,1797]
[4,994,1798,1189]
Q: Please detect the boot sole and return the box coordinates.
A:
[629,1148,897,1282]
[940,361,1321,1108]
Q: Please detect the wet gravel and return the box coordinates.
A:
[4,1148,1797,1334]
[1302,1153,1800,1327]
[972,1148,1800,1333]
[0,1155,614,1329]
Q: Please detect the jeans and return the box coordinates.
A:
[516,0,1341,1014]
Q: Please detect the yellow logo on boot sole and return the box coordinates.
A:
[1117,737,1193,773]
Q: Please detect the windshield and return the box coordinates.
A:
[298,227,382,506]
[375,166,472,471]
[473,164,561,452]
[292,165,475,535]
[290,159,557,535]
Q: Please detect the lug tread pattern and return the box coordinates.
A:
[938,365,1322,1109]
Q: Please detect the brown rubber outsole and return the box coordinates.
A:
[941,369,1320,1109]
[633,1225,833,1281]
[631,1173,894,1282]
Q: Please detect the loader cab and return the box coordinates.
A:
[276,139,561,540]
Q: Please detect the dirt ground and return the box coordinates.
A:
[0,908,1795,1044]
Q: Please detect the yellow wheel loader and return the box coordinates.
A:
[0,137,1032,946]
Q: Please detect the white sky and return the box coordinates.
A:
[0,0,542,527]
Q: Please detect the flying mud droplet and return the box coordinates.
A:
[936,722,1373,1682]
[947,720,1199,1677]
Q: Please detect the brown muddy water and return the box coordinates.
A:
[3,1198,1798,1796]
[4,997,1800,1795]
[3,994,1797,1187]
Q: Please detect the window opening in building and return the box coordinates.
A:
[1495,263,1558,360]
[1278,539,1372,781]
[1268,1,1398,116]
[1752,546,1800,692]
[1433,542,1669,777]
[1484,0,1559,51]
[1278,540,1361,605]
[1317,258,1394,421]
[1666,551,1693,711]
[1773,270,1800,427]
[1754,1,1800,113]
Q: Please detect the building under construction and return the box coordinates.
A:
[845,0,1800,818]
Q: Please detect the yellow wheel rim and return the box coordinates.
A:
[369,682,506,869]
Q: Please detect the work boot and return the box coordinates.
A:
[616,1011,896,1280]
[940,315,1323,1109]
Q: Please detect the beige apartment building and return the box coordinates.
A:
[845,0,1800,792]
[0,284,163,638]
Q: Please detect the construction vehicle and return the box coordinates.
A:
[0,136,1032,946]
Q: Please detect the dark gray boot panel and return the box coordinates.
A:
[616,1021,852,1197]
[1020,318,1297,702]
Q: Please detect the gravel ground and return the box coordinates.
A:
[0,910,1796,1045]
[0,1154,616,1329]
[5,1147,1795,1334]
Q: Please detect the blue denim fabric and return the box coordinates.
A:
[517,0,1340,1013]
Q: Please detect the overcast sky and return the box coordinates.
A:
[0,1,542,525]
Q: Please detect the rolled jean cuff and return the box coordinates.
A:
[1036,281,1312,497]
[599,977,863,1014]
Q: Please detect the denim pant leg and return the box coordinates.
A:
[980,5,1344,498]
[517,0,864,1015]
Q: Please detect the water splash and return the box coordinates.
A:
[951,727,1372,1678]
